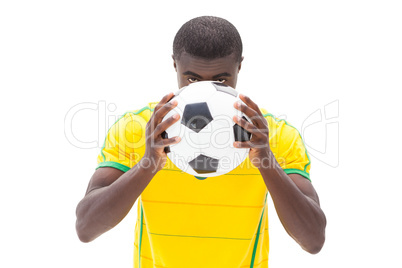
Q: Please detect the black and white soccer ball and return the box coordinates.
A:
[162,81,252,178]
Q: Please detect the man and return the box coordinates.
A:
[76,16,326,267]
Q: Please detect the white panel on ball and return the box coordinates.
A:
[162,81,252,178]
[177,81,217,104]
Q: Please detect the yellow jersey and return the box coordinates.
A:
[97,102,311,268]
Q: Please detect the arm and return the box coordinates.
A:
[233,94,326,254]
[76,164,156,243]
[75,93,181,243]
[258,155,326,254]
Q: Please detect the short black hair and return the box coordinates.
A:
[173,16,243,63]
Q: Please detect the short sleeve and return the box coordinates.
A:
[277,123,311,181]
[96,112,147,172]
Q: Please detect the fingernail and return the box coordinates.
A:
[173,113,179,119]
[175,136,181,141]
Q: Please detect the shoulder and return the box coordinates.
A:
[116,101,157,124]
[259,107,301,140]
[260,107,308,159]
[123,101,157,121]
[107,102,157,136]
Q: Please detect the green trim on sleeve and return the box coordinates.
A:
[283,168,311,182]
[96,161,131,172]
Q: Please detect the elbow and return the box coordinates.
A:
[305,236,325,254]
[301,214,327,254]
[75,201,96,243]
[77,231,92,243]
[76,219,93,243]
[297,230,326,254]
[77,234,91,243]
[75,212,105,243]
[301,231,325,254]
[75,208,109,243]
[76,208,97,243]
[305,220,326,254]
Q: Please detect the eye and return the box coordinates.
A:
[215,78,226,83]
[188,78,199,83]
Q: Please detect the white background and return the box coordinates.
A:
[1,0,401,267]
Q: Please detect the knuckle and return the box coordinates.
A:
[168,116,176,124]
[153,108,160,117]
[249,124,257,130]
[166,102,175,111]
[154,103,163,111]
[163,138,172,146]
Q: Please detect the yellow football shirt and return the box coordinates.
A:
[96,102,311,268]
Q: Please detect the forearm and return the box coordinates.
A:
[259,152,326,254]
[76,160,157,242]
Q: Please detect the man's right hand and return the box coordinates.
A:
[141,92,181,173]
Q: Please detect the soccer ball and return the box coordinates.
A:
[162,81,252,178]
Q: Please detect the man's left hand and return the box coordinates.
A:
[233,94,272,169]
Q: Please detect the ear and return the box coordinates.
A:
[172,54,177,72]
[238,56,244,73]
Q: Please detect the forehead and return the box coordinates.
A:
[176,52,238,76]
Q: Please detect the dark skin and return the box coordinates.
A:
[76,52,326,254]
[233,95,326,254]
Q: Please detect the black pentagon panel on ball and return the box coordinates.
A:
[233,116,252,142]
[212,82,238,97]
[161,131,170,153]
[189,154,219,174]
[181,102,213,133]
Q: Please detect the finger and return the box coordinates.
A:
[233,140,253,148]
[239,94,263,116]
[233,115,257,132]
[160,131,180,153]
[153,99,178,125]
[233,115,268,136]
[234,101,264,127]
[154,92,174,113]
[234,140,269,149]
[153,113,180,137]
[156,136,181,148]
[149,99,178,130]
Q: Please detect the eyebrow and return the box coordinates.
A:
[212,72,232,79]
[182,71,232,79]
[182,71,203,79]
